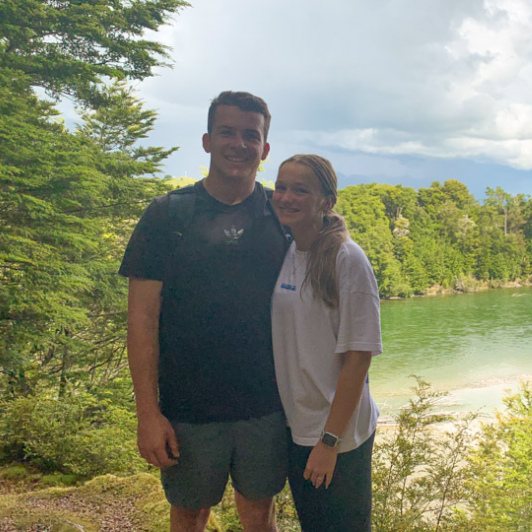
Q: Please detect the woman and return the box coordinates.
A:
[271,154,382,532]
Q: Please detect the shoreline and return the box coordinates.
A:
[375,374,532,427]
[384,277,532,300]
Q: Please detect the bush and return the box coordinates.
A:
[465,382,532,531]
[373,378,477,531]
[0,393,149,478]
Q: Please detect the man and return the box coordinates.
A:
[119,91,288,531]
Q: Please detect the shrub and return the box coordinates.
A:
[373,378,477,531]
[465,382,532,531]
[0,393,149,477]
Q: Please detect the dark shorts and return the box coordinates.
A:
[288,430,375,532]
[161,411,288,510]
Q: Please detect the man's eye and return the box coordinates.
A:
[295,188,308,195]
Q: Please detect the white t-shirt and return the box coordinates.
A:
[272,240,382,453]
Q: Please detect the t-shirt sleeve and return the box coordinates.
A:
[118,195,169,281]
[335,242,383,356]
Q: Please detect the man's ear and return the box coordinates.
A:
[261,142,270,160]
[202,133,211,153]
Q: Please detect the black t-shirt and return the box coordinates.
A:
[119,181,288,423]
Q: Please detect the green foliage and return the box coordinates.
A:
[2,385,532,530]
[334,180,532,298]
[40,473,81,487]
[0,393,148,477]
[0,0,190,104]
[337,185,408,297]
[465,383,532,531]
[0,464,30,482]
[373,378,476,531]
[0,71,175,400]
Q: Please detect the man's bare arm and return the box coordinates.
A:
[127,278,179,468]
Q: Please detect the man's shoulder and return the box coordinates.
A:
[168,184,198,197]
[137,185,199,229]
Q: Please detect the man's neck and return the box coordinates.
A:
[202,175,256,205]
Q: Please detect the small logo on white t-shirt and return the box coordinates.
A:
[281,283,296,291]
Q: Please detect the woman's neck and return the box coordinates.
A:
[291,225,321,251]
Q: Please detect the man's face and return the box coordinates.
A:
[203,105,270,183]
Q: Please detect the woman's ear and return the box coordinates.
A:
[321,196,334,214]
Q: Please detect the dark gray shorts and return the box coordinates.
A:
[161,411,288,510]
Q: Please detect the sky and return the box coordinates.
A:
[70,0,532,199]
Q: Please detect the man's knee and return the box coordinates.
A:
[170,505,211,532]
[234,491,277,532]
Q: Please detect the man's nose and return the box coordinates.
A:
[230,133,246,149]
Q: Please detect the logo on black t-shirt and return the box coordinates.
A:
[224,225,244,245]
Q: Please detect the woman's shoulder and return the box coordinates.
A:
[337,239,370,264]
[336,239,376,281]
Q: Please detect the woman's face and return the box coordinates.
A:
[273,162,329,232]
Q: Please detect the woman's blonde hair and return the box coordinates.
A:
[279,154,349,308]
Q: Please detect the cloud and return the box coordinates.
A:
[135,0,532,180]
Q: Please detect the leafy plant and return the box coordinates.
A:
[373,378,477,531]
[464,382,532,531]
[0,393,149,477]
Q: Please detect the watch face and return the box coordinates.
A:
[321,432,338,448]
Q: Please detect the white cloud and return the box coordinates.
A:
[135,0,532,178]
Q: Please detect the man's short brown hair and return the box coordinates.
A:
[208,91,271,141]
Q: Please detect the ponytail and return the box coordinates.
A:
[304,212,348,308]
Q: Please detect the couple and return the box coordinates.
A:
[119,91,382,532]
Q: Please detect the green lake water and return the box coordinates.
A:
[370,287,532,420]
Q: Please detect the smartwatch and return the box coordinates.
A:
[320,431,342,448]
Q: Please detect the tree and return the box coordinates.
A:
[442,179,475,211]
[484,186,526,237]
[466,384,532,531]
[0,72,174,398]
[76,80,178,221]
[0,0,189,104]
[337,185,411,297]
[0,70,110,395]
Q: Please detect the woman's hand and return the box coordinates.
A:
[303,441,338,489]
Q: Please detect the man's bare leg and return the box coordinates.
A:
[170,505,210,532]
[234,491,277,532]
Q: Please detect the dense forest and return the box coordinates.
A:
[337,179,531,297]
[1,1,531,530]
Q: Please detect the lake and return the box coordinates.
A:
[370,286,532,421]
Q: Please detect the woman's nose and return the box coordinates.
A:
[278,190,294,203]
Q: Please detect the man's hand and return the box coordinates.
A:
[137,411,180,469]
[303,441,338,489]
